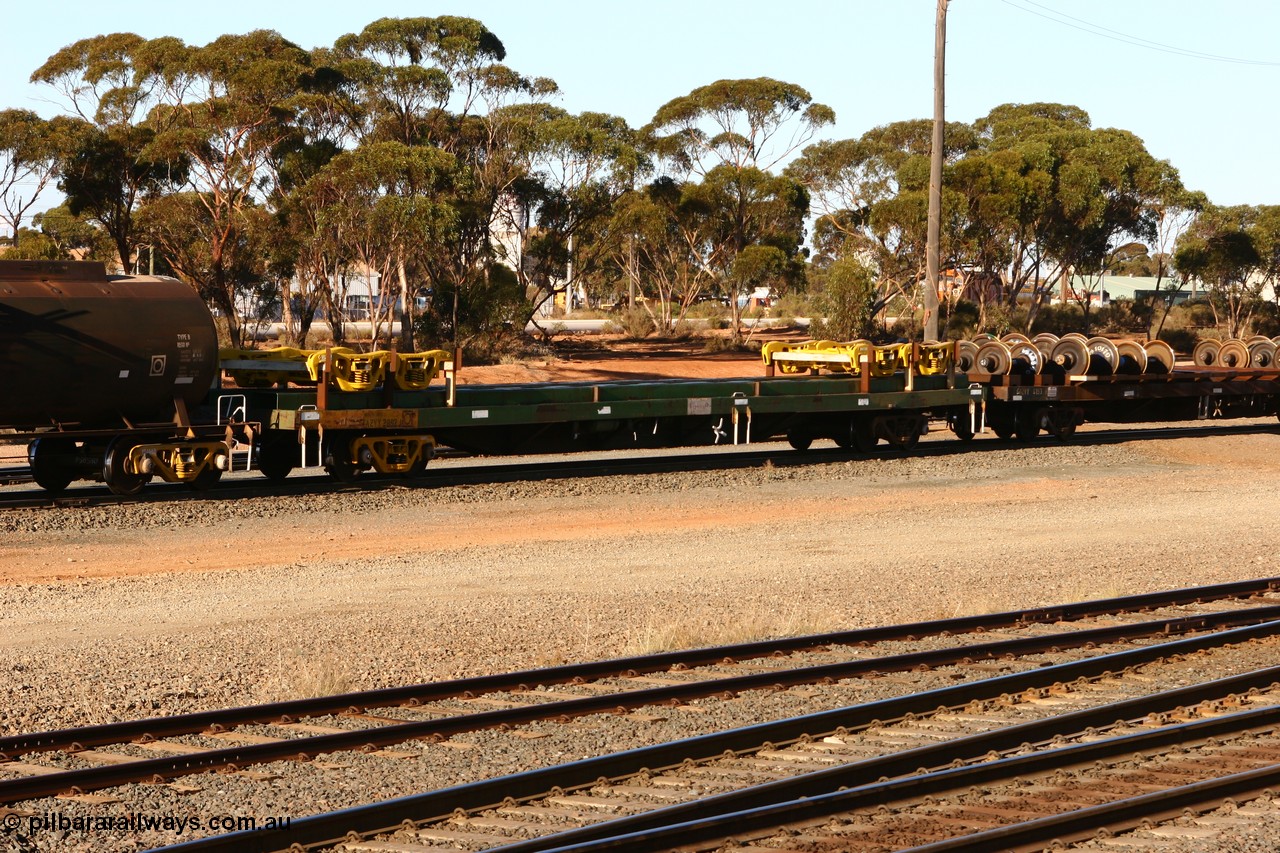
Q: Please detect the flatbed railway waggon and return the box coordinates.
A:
[1,260,1278,497]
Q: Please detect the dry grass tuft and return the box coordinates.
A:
[254,650,355,702]
[623,604,845,655]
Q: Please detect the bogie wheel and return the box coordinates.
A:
[950,413,976,442]
[27,437,75,493]
[1047,407,1081,443]
[991,421,1016,440]
[786,430,813,451]
[189,465,223,491]
[102,438,149,496]
[1014,409,1041,442]
[406,440,435,477]
[256,434,298,482]
[849,416,878,454]
[323,437,362,483]
[882,415,922,451]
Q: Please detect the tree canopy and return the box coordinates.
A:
[5,20,1275,349]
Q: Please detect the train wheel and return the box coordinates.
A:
[991,421,1015,440]
[102,439,149,496]
[786,430,813,451]
[950,413,976,442]
[882,415,922,451]
[28,437,74,493]
[322,437,361,482]
[326,459,361,482]
[1046,407,1081,443]
[1014,409,1040,442]
[189,466,223,491]
[404,440,434,477]
[837,416,876,453]
[256,435,297,482]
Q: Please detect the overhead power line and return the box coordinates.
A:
[1001,0,1280,66]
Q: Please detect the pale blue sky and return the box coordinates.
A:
[4,0,1279,219]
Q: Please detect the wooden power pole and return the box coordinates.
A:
[925,0,948,342]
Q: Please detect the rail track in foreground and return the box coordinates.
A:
[0,418,1277,511]
[154,618,1280,852]
[0,578,1279,850]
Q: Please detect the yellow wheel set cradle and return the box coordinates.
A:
[760,339,955,378]
[219,347,452,392]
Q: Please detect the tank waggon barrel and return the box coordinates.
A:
[0,260,218,429]
[0,260,232,495]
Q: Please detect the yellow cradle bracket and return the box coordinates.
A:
[917,342,953,376]
[761,339,868,374]
[394,350,452,390]
[128,441,231,483]
[867,343,909,378]
[351,434,436,474]
[761,339,957,377]
[220,347,317,388]
[307,348,390,392]
[761,341,802,374]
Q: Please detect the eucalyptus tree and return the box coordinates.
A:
[0,110,76,248]
[647,78,832,338]
[29,35,194,269]
[388,76,565,353]
[1149,186,1207,335]
[138,30,322,346]
[593,177,711,330]
[325,17,559,352]
[496,106,647,323]
[299,141,459,348]
[329,15,507,147]
[1174,204,1280,337]
[5,204,116,261]
[957,103,1183,330]
[789,119,976,329]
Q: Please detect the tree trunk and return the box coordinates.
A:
[397,257,414,352]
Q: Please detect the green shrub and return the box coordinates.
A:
[686,300,729,320]
[816,257,877,341]
[1157,327,1197,355]
[769,292,815,321]
[942,300,979,340]
[616,306,654,339]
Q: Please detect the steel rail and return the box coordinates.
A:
[6,576,1274,760]
[895,756,1280,852]
[4,605,1279,807]
[148,618,1280,853]
[485,683,1280,853]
